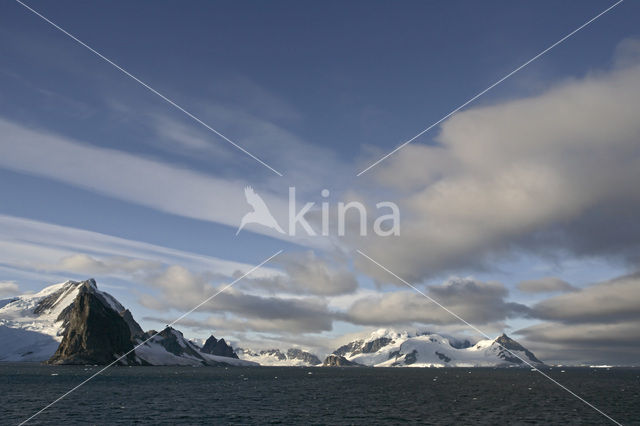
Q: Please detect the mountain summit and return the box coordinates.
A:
[200,335,239,359]
[0,279,254,366]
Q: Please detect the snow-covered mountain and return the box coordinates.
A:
[327,329,543,368]
[0,279,124,361]
[0,279,255,366]
[237,348,322,366]
[1,281,543,368]
[134,328,254,367]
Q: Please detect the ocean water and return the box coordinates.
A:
[1,364,638,425]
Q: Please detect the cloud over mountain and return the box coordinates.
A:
[345,277,528,326]
[357,59,640,283]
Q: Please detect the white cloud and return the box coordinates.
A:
[0,119,320,245]
[0,280,19,298]
[357,55,640,283]
[0,214,276,279]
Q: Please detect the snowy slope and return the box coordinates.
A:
[333,329,543,368]
[237,348,322,366]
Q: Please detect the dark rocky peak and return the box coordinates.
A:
[153,328,194,356]
[494,334,542,364]
[333,340,364,357]
[333,336,393,357]
[200,335,239,359]
[287,348,321,365]
[153,328,183,355]
[41,279,125,334]
[322,354,364,367]
[360,337,393,354]
[47,285,138,365]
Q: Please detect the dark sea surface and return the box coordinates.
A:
[1,364,638,425]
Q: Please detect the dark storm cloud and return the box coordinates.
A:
[517,271,640,365]
[530,272,640,324]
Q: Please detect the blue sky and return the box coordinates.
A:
[1,0,640,363]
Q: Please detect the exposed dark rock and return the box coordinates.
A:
[120,309,145,338]
[153,328,211,360]
[333,340,363,357]
[361,337,393,354]
[404,349,418,365]
[322,354,364,367]
[200,335,239,359]
[333,337,393,357]
[435,351,451,363]
[494,334,543,365]
[47,284,138,365]
[287,348,321,365]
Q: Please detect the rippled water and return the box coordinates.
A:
[1,364,638,424]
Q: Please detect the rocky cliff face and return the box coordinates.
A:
[494,334,542,365]
[120,309,145,339]
[47,283,138,365]
[334,337,393,357]
[200,335,238,359]
[287,348,321,365]
[322,354,363,367]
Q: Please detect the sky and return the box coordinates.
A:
[1,0,639,365]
